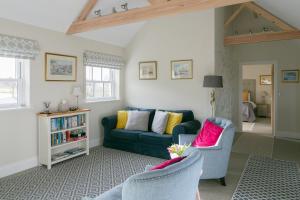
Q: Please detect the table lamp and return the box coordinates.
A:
[203,75,223,117]
[72,87,82,110]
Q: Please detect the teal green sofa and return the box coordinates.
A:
[101,107,201,159]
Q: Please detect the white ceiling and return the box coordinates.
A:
[0,0,299,47]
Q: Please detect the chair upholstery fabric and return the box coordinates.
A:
[83,151,204,200]
[102,108,201,159]
[179,117,235,179]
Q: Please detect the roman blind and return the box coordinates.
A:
[0,33,40,59]
[83,50,125,69]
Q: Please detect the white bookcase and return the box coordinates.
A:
[38,109,90,169]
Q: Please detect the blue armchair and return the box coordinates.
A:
[179,117,235,186]
[83,151,204,200]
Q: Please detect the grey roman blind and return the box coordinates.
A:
[83,50,125,69]
[0,33,40,59]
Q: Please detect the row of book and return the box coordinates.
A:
[51,129,86,146]
[51,114,86,132]
[51,147,86,161]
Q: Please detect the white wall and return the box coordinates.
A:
[242,64,272,104]
[125,11,216,120]
[0,18,125,176]
[232,41,300,139]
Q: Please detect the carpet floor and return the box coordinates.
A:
[0,147,163,200]
[232,155,300,200]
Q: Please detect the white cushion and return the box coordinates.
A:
[151,111,169,134]
[125,111,150,131]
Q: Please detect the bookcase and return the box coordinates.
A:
[38,109,90,169]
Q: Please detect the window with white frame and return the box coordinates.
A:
[85,66,120,101]
[0,56,29,108]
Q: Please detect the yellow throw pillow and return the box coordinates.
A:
[165,112,183,134]
[116,111,128,129]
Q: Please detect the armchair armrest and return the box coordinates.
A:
[172,120,201,144]
[101,115,117,130]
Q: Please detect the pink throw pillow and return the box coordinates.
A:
[150,157,186,171]
[192,120,224,147]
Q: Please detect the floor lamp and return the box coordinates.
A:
[203,75,223,117]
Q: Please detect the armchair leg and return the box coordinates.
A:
[196,189,201,200]
[220,177,226,186]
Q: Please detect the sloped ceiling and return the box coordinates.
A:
[0,0,298,47]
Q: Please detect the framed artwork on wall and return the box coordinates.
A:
[281,70,299,83]
[45,53,77,81]
[139,61,157,80]
[171,59,193,80]
[260,75,272,85]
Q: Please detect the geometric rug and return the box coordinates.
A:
[232,155,300,200]
[0,147,163,200]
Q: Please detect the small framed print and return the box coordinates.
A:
[45,53,77,81]
[139,61,157,80]
[260,75,272,85]
[282,70,299,83]
[171,59,193,80]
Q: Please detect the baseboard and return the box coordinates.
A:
[0,139,102,179]
[276,131,300,140]
[90,138,101,148]
[0,157,38,178]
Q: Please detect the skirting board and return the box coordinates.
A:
[276,131,300,140]
[0,138,101,178]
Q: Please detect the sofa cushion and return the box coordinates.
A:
[127,107,156,131]
[165,112,183,134]
[152,111,169,134]
[125,111,150,131]
[111,129,142,141]
[139,132,173,146]
[116,110,128,129]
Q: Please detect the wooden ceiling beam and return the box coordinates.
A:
[67,0,252,34]
[244,2,296,31]
[76,0,98,22]
[224,31,300,46]
[224,4,245,28]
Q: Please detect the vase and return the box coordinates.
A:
[170,153,179,159]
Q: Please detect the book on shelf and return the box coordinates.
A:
[50,114,86,132]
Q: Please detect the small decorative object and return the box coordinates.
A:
[112,7,117,13]
[69,106,78,111]
[58,100,69,112]
[203,75,223,117]
[43,102,51,114]
[72,87,82,110]
[45,53,77,81]
[121,3,128,11]
[167,144,191,159]
[260,75,272,85]
[282,70,299,83]
[94,9,101,16]
[139,61,157,80]
[171,59,193,80]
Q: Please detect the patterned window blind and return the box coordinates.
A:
[0,33,40,59]
[83,50,125,69]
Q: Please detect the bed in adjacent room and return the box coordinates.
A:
[242,90,256,123]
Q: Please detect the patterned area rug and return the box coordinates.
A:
[232,155,300,200]
[0,147,163,200]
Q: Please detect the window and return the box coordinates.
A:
[0,57,29,108]
[85,66,119,101]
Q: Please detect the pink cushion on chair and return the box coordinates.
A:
[192,120,224,147]
[150,157,186,171]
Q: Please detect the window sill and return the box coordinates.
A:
[85,99,121,104]
[0,106,32,112]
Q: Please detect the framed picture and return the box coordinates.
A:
[139,61,157,80]
[260,75,272,85]
[45,53,77,81]
[171,59,193,80]
[282,70,299,83]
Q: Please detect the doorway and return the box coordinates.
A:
[240,64,275,137]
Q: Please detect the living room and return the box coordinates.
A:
[0,0,299,200]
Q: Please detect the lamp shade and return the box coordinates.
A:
[203,75,223,88]
[72,87,82,96]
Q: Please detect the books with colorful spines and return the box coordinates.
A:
[51,119,56,132]
[63,132,66,143]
